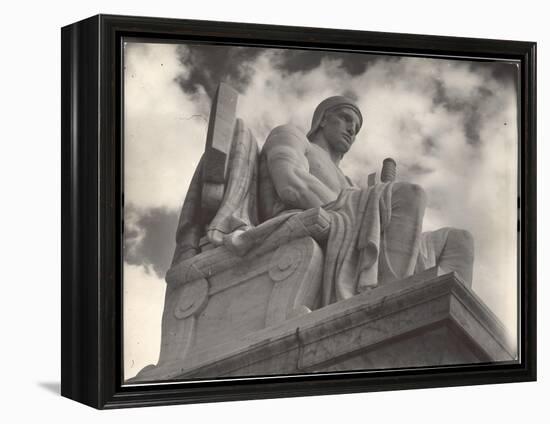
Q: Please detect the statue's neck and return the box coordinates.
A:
[311,137,343,165]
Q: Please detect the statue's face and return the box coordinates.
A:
[320,106,361,154]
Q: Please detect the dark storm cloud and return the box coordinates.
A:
[273,49,385,76]
[480,60,519,88]
[430,60,518,146]
[125,207,180,277]
[176,44,265,97]
[176,44,387,100]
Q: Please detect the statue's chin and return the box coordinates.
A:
[335,140,351,153]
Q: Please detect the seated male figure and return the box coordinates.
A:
[259,96,474,305]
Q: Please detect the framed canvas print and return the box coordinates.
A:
[61,14,536,409]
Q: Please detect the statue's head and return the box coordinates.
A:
[306,96,363,154]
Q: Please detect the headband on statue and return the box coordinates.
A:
[306,96,363,141]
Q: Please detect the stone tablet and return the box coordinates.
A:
[201,82,239,212]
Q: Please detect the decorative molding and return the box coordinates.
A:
[174,279,209,319]
[269,244,303,282]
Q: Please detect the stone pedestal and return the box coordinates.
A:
[132,267,515,382]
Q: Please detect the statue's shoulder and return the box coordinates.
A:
[263,124,309,154]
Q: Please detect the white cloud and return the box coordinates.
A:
[123,262,166,380]
[124,42,210,211]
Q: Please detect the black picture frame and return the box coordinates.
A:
[61,14,536,409]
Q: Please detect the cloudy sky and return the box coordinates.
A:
[123,40,519,379]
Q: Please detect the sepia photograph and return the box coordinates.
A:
[122,40,519,383]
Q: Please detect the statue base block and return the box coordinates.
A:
[131,267,515,382]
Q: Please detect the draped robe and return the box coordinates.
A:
[173,121,474,311]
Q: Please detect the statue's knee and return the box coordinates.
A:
[393,182,427,210]
[448,228,475,257]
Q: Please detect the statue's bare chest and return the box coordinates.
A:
[306,145,351,192]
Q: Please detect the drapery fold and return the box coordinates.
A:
[321,184,393,305]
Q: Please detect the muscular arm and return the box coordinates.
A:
[264,125,338,209]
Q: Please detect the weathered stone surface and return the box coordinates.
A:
[134,236,325,382]
[132,268,515,382]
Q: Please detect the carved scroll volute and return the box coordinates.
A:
[174,278,209,320]
[265,237,324,327]
[268,245,304,282]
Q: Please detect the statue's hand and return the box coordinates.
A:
[206,228,225,246]
[223,230,249,256]
[207,228,250,255]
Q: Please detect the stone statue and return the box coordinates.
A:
[172,86,474,301]
[258,96,474,305]
[134,84,478,380]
